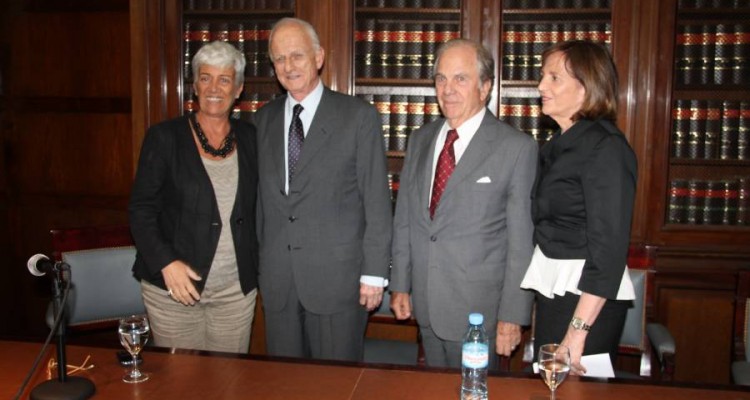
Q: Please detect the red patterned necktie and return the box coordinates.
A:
[430,129,459,219]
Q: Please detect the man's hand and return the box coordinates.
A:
[359,283,384,312]
[390,291,412,320]
[495,321,522,356]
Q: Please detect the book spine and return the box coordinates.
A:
[720,100,740,159]
[738,177,750,226]
[407,95,425,144]
[739,100,750,160]
[404,24,424,80]
[672,99,691,158]
[687,99,707,159]
[517,24,533,81]
[355,19,372,78]
[258,22,273,77]
[390,95,409,152]
[502,25,517,81]
[687,179,707,224]
[374,22,390,79]
[703,180,725,224]
[676,24,702,86]
[722,179,740,225]
[373,95,391,151]
[714,23,732,85]
[705,100,722,158]
[668,179,690,224]
[699,24,716,85]
[422,23,437,80]
[732,24,750,86]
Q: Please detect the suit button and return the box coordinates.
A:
[236,218,244,225]
[430,236,437,242]
[289,216,297,222]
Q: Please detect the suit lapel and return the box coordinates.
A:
[419,124,442,221]
[293,89,332,177]
[267,101,287,190]
[439,113,499,204]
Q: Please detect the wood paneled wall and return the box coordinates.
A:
[1,0,749,386]
[0,0,132,339]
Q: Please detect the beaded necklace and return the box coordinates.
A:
[190,113,236,158]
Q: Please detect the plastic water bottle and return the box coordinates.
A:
[461,313,489,400]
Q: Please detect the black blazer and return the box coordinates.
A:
[532,118,637,299]
[129,115,259,294]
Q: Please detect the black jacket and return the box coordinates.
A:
[129,115,259,294]
[532,118,637,299]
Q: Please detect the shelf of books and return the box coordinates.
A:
[353,0,460,161]
[665,1,749,228]
[353,0,462,204]
[180,0,295,122]
[498,0,613,148]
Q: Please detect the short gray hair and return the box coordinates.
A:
[434,38,495,87]
[192,41,246,88]
[268,17,321,60]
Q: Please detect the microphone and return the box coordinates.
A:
[27,254,60,277]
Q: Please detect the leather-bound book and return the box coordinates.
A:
[668,179,690,224]
[687,99,707,159]
[720,100,740,159]
[672,99,690,158]
[705,100,722,158]
[373,95,392,150]
[390,95,409,152]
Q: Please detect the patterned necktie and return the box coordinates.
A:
[288,104,304,182]
[430,129,459,219]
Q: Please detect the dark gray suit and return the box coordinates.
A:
[391,111,537,346]
[253,87,392,360]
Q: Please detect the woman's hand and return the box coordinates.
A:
[560,329,587,375]
[162,260,202,305]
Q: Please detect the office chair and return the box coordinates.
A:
[732,271,750,385]
[363,290,422,366]
[50,225,145,330]
[520,244,676,380]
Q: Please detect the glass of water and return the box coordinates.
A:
[538,343,570,399]
[118,314,150,383]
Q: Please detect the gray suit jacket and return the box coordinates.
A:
[253,87,392,315]
[391,111,537,341]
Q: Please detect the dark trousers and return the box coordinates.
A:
[533,292,629,364]
[264,282,368,362]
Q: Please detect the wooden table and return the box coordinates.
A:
[3,340,749,399]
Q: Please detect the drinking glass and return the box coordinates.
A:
[118,314,150,383]
[538,343,570,399]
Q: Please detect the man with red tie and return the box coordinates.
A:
[390,38,537,369]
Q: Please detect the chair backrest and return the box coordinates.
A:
[618,244,656,377]
[733,271,750,362]
[51,226,145,327]
[619,269,647,349]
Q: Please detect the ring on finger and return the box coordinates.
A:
[167,288,173,297]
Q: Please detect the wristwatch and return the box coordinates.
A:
[570,317,591,331]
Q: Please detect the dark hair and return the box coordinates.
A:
[541,40,618,122]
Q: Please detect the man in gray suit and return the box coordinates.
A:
[253,18,392,362]
[390,38,537,368]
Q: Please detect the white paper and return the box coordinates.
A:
[580,353,615,378]
[532,353,614,378]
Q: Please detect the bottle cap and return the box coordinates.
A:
[469,313,483,325]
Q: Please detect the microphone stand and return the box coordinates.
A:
[30,264,95,400]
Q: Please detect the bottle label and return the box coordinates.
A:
[462,342,489,368]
